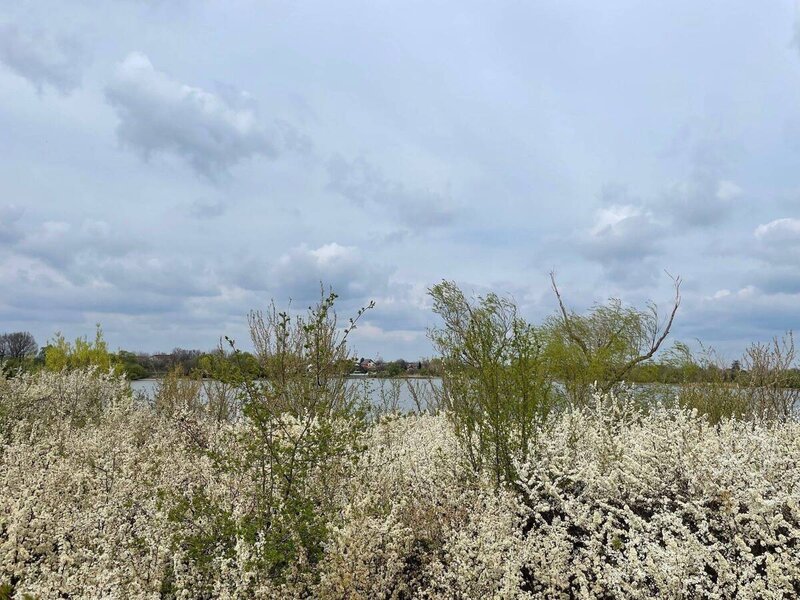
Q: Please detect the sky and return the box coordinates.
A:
[1,0,800,361]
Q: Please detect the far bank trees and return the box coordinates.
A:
[0,331,38,369]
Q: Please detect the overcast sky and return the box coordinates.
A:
[1,0,800,360]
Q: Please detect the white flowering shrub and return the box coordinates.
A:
[318,415,468,597]
[515,400,800,598]
[0,367,129,438]
[2,370,800,598]
[0,406,180,597]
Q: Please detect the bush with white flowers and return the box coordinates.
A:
[2,369,800,598]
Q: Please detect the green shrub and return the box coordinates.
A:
[670,334,800,423]
[165,288,374,588]
[44,324,119,374]
[429,280,555,488]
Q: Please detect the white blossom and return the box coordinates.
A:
[1,370,799,597]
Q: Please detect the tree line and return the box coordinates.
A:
[0,327,442,380]
[2,275,799,393]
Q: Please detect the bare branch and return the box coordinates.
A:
[607,273,682,387]
[550,272,590,360]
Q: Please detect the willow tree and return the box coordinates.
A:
[429,280,555,487]
[545,272,681,404]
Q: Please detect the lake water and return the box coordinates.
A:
[128,379,800,416]
[129,376,443,413]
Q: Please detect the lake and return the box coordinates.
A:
[129,376,443,413]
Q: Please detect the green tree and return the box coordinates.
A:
[115,350,151,380]
[544,272,681,404]
[0,331,38,372]
[429,280,555,488]
[44,325,118,373]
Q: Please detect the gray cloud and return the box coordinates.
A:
[238,242,391,304]
[4,215,220,304]
[662,174,741,228]
[367,229,412,245]
[18,219,138,272]
[577,201,665,286]
[751,266,800,295]
[0,252,181,317]
[597,183,638,207]
[0,24,87,94]
[683,286,800,346]
[672,217,800,345]
[583,204,663,261]
[2,280,181,316]
[190,197,227,219]
[96,254,221,299]
[0,205,24,246]
[660,140,742,228]
[754,217,800,265]
[2,213,407,350]
[755,217,800,244]
[327,155,458,230]
[576,138,741,288]
[739,217,800,298]
[105,52,296,178]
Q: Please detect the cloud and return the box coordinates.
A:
[2,212,408,348]
[268,242,390,303]
[716,180,743,201]
[221,242,438,358]
[587,204,660,257]
[576,138,742,286]
[662,175,741,228]
[578,202,665,284]
[685,217,800,329]
[0,277,180,316]
[367,228,412,245]
[754,217,800,264]
[232,242,392,305]
[0,24,87,94]
[597,182,637,206]
[586,186,664,259]
[0,205,24,246]
[327,155,458,230]
[349,321,424,345]
[750,266,800,295]
[106,52,297,178]
[0,251,193,318]
[4,215,222,303]
[659,136,742,228]
[755,217,800,243]
[18,219,138,272]
[190,197,227,219]
[684,284,800,345]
